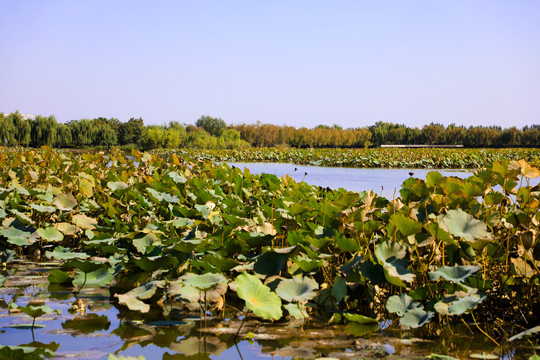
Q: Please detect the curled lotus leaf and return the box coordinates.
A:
[440,209,490,243]
[37,227,64,242]
[428,265,480,284]
[434,291,486,316]
[276,276,319,303]
[115,282,161,313]
[374,241,415,287]
[53,193,78,210]
[518,160,540,178]
[234,272,282,320]
[386,293,423,316]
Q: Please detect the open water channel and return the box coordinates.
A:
[1,164,538,359]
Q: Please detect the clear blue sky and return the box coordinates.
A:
[1,1,539,129]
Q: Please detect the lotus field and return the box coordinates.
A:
[0,147,539,358]
[174,147,540,169]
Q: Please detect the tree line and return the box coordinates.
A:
[1,112,538,149]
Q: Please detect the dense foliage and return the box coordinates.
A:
[2,112,539,150]
[0,113,249,150]
[0,147,539,349]
[174,147,540,169]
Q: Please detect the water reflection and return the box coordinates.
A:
[0,256,536,359]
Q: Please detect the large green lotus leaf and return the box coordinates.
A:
[72,214,98,230]
[374,241,415,287]
[276,276,319,303]
[440,209,490,243]
[426,171,444,187]
[181,272,227,291]
[18,304,52,319]
[254,251,288,276]
[29,204,56,213]
[389,214,423,237]
[343,313,378,324]
[37,227,64,242]
[399,308,433,329]
[73,268,114,288]
[284,302,309,320]
[428,265,480,283]
[47,269,73,284]
[53,193,78,210]
[115,282,159,313]
[234,272,282,320]
[0,227,33,246]
[46,246,89,260]
[62,314,111,334]
[508,325,540,342]
[107,181,129,191]
[386,294,422,316]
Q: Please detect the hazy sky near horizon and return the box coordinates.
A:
[1,1,539,129]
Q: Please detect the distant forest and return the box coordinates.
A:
[1,112,539,149]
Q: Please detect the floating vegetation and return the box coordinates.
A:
[0,146,539,358]
[171,147,540,169]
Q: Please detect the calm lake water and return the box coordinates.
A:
[228,162,473,198]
